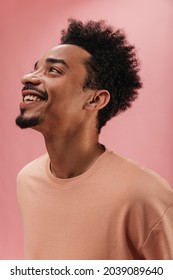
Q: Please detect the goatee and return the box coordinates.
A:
[15,110,42,129]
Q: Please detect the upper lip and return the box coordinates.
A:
[22,89,46,100]
[21,84,48,100]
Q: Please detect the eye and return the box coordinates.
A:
[49,67,62,74]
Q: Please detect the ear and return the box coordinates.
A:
[84,90,110,111]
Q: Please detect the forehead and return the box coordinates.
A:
[39,44,91,69]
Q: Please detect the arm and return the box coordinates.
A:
[139,202,173,259]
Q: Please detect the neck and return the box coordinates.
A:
[43,128,104,179]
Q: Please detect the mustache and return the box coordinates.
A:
[22,84,48,100]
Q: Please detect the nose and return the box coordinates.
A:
[21,72,41,85]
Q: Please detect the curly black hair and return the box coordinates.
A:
[60,19,142,132]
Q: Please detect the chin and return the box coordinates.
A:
[15,114,43,129]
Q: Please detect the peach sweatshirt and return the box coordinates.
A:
[17,149,173,259]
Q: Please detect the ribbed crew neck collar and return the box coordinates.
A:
[45,148,112,188]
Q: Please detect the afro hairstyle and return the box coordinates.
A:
[60,19,142,132]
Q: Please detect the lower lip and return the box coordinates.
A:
[19,101,45,109]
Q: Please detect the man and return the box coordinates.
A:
[16,19,173,260]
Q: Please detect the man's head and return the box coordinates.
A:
[16,19,142,133]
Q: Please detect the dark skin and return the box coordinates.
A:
[20,44,110,179]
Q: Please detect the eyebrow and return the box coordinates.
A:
[34,58,69,70]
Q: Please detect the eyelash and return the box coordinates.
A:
[30,67,63,75]
[49,67,62,74]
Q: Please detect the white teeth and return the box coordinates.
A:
[23,94,43,102]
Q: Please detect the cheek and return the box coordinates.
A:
[48,81,84,105]
[44,76,86,114]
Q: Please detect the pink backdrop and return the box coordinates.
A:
[0,0,172,259]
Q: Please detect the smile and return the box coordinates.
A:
[22,89,48,103]
[19,89,48,110]
[23,94,44,102]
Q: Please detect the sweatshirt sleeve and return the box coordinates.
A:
[139,202,173,259]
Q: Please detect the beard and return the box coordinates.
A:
[15,109,43,129]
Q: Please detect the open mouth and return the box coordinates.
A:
[23,94,46,102]
[20,89,48,110]
[21,84,48,103]
[22,87,48,103]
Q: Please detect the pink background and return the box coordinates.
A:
[0,0,172,259]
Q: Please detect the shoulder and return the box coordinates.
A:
[106,148,171,187]
[104,148,173,204]
[17,153,48,180]
[106,150,173,253]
